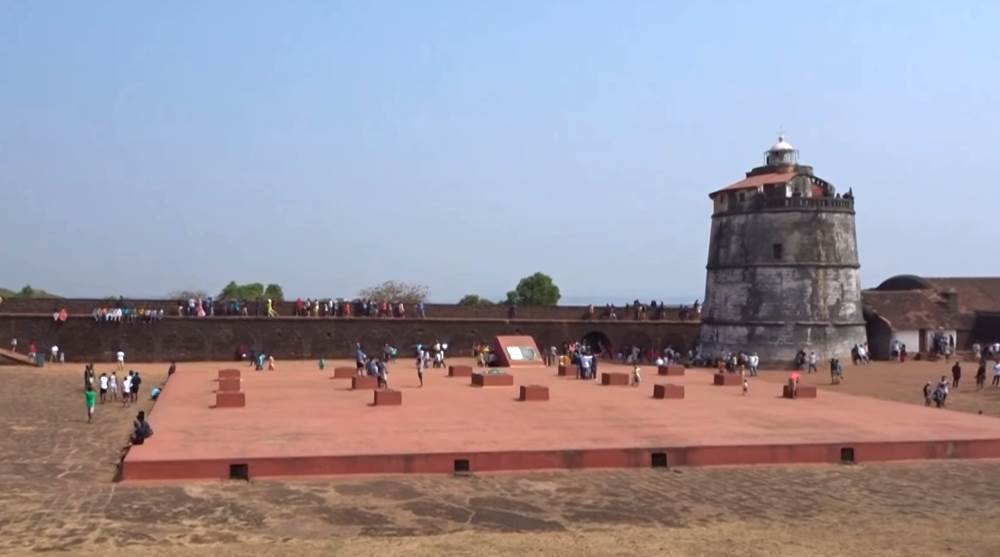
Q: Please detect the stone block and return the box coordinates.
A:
[217,378,241,392]
[783,384,818,399]
[714,373,741,386]
[449,365,473,377]
[519,384,549,401]
[218,368,241,380]
[352,375,378,390]
[332,367,355,379]
[557,364,573,377]
[657,364,685,376]
[374,389,402,406]
[215,391,245,408]
[472,372,514,387]
[601,372,630,386]
[653,384,685,399]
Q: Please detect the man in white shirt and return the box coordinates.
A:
[99,373,109,403]
[50,345,59,363]
[993,361,1000,388]
[116,350,125,371]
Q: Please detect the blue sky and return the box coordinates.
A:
[1,1,998,302]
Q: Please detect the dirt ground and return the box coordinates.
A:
[1,357,999,556]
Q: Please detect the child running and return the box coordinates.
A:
[631,364,641,387]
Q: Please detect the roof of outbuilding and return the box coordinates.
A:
[712,171,797,195]
[864,276,1000,331]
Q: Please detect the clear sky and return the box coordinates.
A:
[1,1,998,303]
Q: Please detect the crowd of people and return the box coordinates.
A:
[92,306,165,323]
[81,360,164,447]
[585,299,701,321]
[176,297,429,319]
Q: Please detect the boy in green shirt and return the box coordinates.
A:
[85,385,96,424]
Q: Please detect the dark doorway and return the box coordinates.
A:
[581,331,612,357]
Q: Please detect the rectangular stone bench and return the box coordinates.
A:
[653,384,685,399]
[783,384,818,399]
[657,364,685,376]
[449,365,473,377]
[374,389,402,406]
[557,364,574,377]
[352,375,378,390]
[601,372,630,386]
[332,367,356,379]
[519,385,549,401]
[217,378,241,392]
[218,368,241,380]
[714,373,741,386]
[472,372,514,387]
[215,391,245,408]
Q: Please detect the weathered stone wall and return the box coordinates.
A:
[699,205,867,364]
[0,298,691,321]
[0,315,699,363]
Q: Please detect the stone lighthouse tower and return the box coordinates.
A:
[698,137,866,365]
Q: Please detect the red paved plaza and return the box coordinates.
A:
[123,359,1000,481]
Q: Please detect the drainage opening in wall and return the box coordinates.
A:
[453,459,470,473]
[840,447,855,464]
[230,463,250,480]
[651,452,668,468]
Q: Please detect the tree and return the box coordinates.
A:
[218,281,265,300]
[458,294,494,306]
[505,272,560,306]
[264,283,285,302]
[18,285,34,298]
[359,281,429,303]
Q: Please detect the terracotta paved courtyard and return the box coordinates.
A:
[125,359,1000,480]
[1,357,999,555]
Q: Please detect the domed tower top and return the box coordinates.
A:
[764,135,798,167]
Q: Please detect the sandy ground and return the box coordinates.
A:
[1,357,999,556]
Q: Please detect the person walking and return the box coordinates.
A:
[116,350,125,371]
[109,372,119,401]
[85,384,96,424]
[951,361,962,389]
[121,373,132,407]
[975,361,987,390]
[993,361,1000,388]
[99,373,108,404]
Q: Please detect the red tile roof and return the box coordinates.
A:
[922,278,1000,314]
[863,276,1000,331]
[712,171,796,195]
[862,290,971,330]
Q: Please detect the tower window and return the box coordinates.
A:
[772,243,783,259]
